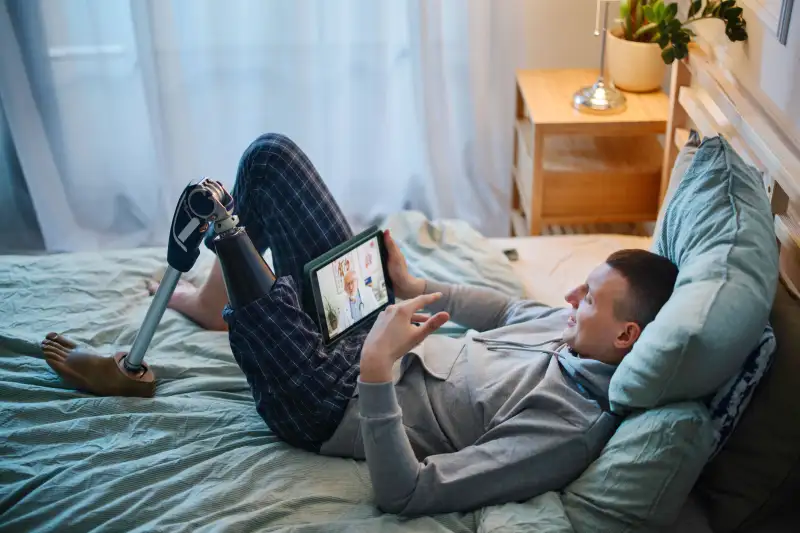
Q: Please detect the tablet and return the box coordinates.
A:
[303,226,394,345]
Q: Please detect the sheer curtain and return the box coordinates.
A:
[0,0,524,252]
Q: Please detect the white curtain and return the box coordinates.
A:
[0,0,525,252]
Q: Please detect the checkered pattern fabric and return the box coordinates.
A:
[205,133,371,451]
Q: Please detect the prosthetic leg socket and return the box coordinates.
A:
[213,227,276,310]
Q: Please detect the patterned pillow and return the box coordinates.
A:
[707,325,777,458]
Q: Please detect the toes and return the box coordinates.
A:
[57,335,77,349]
[42,338,69,354]
[52,334,77,350]
[43,332,77,349]
[146,279,158,295]
[42,344,67,362]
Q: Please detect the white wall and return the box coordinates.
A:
[522,0,603,70]
[690,0,800,147]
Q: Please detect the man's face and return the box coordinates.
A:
[344,274,357,297]
[561,263,637,365]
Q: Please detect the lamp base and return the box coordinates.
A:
[573,79,627,114]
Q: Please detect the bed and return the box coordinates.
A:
[0,219,598,533]
[3,46,800,533]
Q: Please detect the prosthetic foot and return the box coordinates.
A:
[43,178,275,398]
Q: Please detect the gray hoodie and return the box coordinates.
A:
[320,281,619,516]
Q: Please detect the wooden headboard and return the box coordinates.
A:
[662,45,800,297]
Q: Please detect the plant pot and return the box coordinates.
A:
[606,27,666,93]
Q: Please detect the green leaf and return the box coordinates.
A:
[661,46,676,64]
[668,18,681,32]
[665,2,678,20]
[624,11,634,40]
[643,4,656,22]
[688,0,702,18]
[655,1,666,20]
[675,43,688,59]
[677,29,692,44]
[620,0,631,18]
[636,2,645,28]
[657,32,670,47]
[633,21,659,39]
[725,7,743,21]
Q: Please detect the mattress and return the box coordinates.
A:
[0,217,651,532]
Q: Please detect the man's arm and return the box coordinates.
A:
[357,294,594,515]
[358,380,590,516]
[422,280,557,332]
[384,230,555,331]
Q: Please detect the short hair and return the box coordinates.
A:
[605,249,679,328]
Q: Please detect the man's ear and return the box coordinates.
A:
[614,322,641,350]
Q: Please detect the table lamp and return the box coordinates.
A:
[573,0,626,114]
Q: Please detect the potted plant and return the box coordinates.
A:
[607,0,747,92]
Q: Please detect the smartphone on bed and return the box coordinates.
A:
[303,226,394,345]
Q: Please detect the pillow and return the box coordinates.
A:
[609,135,779,411]
[651,130,701,239]
[706,325,776,458]
[562,402,714,532]
[651,132,779,459]
[696,281,800,532]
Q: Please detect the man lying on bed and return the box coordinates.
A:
[41,134,678,517]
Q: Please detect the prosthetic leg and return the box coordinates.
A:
[68,179,275,398]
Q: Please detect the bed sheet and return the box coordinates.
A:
[491,234,653,307]
[0,246,482,533]
[0,213,530,533]
[0,215,643,532]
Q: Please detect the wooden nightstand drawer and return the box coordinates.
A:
[540,135,662,222]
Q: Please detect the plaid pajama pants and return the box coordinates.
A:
[204,133,372,452]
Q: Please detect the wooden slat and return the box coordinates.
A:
[678,87,719,138]
[511,167,532,226]
[531,128,545,235]
[687,49,800,206]
[662,59,693,205]
[542,223,649,237]
[775,214,800,298]
[542,213,659,225]
[673,128,691,150]
[678,86,765,180]
[672,48,800,294]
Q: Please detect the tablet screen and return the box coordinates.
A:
[314,235,390,341]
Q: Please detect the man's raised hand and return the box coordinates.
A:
[359,293,450,383]
[384,230,425,300]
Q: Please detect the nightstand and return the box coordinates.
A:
[511,69,669,236]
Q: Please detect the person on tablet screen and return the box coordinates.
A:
[45,134,678,517]
[337,270,379,331]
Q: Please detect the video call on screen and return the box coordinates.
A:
[316,237,389,339]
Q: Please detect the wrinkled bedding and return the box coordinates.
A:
[1,214,579,533]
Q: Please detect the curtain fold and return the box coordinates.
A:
[1,0,524,252]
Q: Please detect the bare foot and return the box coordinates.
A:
[146,278,228,331]
[40,333,155,397]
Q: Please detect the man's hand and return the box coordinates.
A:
[384,230,425,300]
[359,293,450,383]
